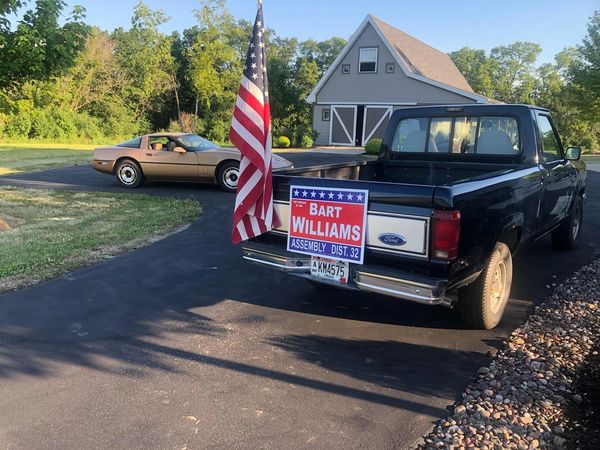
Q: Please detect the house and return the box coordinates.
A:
[307,15,490,147]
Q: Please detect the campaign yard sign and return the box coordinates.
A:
[287,185,369,264]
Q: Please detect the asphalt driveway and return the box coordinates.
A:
[0,154,599,449]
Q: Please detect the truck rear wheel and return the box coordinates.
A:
[458,242,512,330]
[551,196,583,251]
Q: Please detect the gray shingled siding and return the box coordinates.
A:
[315,24,476,105]
[313,105,330,145]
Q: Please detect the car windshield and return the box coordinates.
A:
[178,134,219,151]
[116,136,142,148]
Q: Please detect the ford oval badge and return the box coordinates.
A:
[378,233,407,246]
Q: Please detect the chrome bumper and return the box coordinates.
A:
[242,247,453,307]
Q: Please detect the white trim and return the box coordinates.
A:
[362,105,392,146]
[316,101,416,106]
[358,47,378,73]
[306,15,489,104]
[329,105,357,146]
[306,15,371,104]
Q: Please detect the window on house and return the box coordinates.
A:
[359,48,378,73]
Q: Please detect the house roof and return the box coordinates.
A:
[306,15,489,104]
[370,16,474,93]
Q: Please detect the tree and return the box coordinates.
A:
[449,48,496,97]
[571,11,600,118]
[299,37,346,76]
[0,0,89,89]
[112,1,176,124]
[489,42,542,103]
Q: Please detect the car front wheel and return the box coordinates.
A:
[115,159,143,188]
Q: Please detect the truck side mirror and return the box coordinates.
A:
[566,146,581,161]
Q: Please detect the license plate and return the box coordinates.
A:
[310,257,349,284]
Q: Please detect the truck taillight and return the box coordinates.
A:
[433,210,461,260]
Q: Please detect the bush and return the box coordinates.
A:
[300,134,313,149]
[5,112,32,138]
[277,136,291,148]
[364,138,382,155]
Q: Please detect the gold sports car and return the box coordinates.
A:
[93,133,293,192]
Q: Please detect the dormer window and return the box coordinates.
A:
[359,47,378,73]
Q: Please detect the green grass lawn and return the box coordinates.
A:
[0,143,97,175]
[0,186,200,292]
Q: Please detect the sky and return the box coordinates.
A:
[55,0,600,65]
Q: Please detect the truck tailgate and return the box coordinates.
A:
[270,175,435,260]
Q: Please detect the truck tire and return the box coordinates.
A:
[115,159,143,188]
[551,196,583,251]
[458,242,513,330]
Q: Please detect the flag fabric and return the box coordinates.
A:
[229,0,279,244]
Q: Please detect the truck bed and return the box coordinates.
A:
[282,159,521,187]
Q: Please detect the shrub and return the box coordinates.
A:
[6,112,32,138]
[300,134,313,149]
[277,136,291,148]
[364,138,382,155]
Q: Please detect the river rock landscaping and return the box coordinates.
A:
[419,259,600,450]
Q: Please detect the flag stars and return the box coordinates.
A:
[337,192,344,200]
[293,189,299,196]
[302,190,308,197]
[319,191,325,199]
[357,193,364,201]
[328,192,335,199]
[310,191,317,198]
[347,193,354,201]
[252,73,258,80]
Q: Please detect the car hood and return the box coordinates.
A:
[272,153,293,169]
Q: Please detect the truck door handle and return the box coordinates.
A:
[145,153,152,156]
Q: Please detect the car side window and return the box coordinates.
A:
[148,136,170,151]
[537,115,563,163]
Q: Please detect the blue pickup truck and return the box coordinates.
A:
[242,105,587,329]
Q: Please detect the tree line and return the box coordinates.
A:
[0,0,599,152]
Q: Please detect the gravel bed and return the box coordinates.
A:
[419,259,600,450]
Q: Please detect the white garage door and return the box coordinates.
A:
[329,105,357,146]
[362,106,392,146]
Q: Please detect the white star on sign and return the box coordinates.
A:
[328,192,335,199]
[294,189,299,196]
[347,193,354,200]
[310,191,317,198]
[357,193,364,201]
[319,191,325,198]
[302,190,308,197]
[337,192,344,200]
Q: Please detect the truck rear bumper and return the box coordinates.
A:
[242,245,454,307]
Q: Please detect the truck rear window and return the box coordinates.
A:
[391,116,520,155]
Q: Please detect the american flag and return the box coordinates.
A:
[229,0,279,244]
